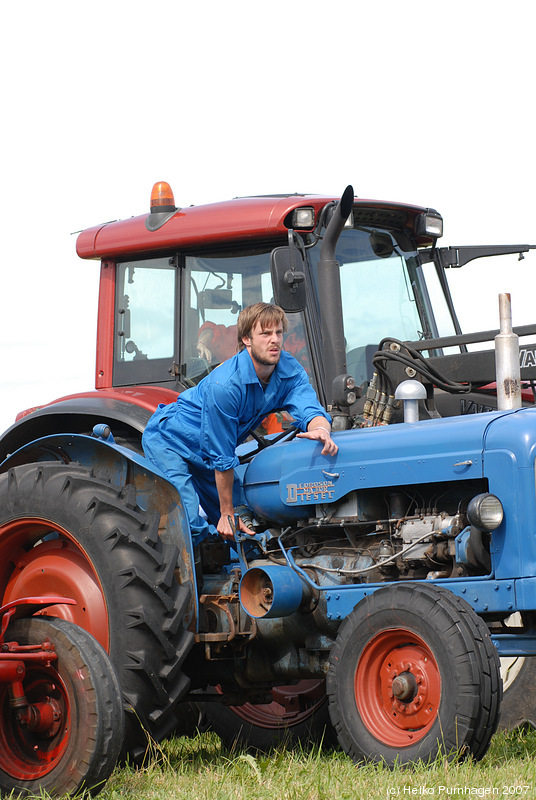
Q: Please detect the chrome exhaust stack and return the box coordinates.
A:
[495,293,522,410]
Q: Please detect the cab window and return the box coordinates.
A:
[113,258,177,386]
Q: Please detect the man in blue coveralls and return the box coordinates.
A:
[142,302,338,544]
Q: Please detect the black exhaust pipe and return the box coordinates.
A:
[316,185,354,402]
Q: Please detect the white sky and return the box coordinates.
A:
[1,0,535,436]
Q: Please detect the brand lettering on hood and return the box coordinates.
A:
[286,480,335,503]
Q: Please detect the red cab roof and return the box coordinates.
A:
[76,193,432,260]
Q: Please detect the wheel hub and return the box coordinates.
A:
[355,629,441,746]
[391,671,418,702]
[17,696,63,738]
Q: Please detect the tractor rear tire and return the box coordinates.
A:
[202,679,337,752]
[0,462,194,762]
[499,656,536,730]
[0,616,123,796]
[327,583,501,766]
[497,613,536,731]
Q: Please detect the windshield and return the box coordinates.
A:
[112,227,458,394]
[183,250,311,383]
[308,228,458,384]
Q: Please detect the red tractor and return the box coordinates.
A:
[0,597,122,794]
[0,181,535,766]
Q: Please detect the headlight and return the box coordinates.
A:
[467,493,504,531]
[332,373,360,407]
[292,207,315,229]
[415,209,443,239]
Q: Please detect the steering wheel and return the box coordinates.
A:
[239,425,298,464]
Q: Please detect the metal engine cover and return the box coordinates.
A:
[241,410,517,525]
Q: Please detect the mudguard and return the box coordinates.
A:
[0,395,154,463]
[0,431,197,627]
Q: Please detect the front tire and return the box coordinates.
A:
[0,617,123,796]
[327,583,501,766]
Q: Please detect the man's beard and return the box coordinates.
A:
[250,342,281,366]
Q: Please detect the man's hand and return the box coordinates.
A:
[215,468,256,541]
[217,513,254,541]
[296,417,338,456]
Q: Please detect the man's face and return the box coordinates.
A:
[242,321,284,368]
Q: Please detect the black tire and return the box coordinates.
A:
[499,656,536,730]
[0,616,123,796]
[0,462,194,761]
[326,583,501,766]
[496,613,536,731]
[202,679,337,751]
[462,606,502,761]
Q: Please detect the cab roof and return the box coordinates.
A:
[76,192,434,260]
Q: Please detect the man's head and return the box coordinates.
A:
[237,303,288,351]
[237,303,288,374]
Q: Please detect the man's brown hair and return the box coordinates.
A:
[237,303,288,351]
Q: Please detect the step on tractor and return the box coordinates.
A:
[1,182,536,769]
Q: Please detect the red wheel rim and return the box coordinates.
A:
[0,663,70,779]
[226,680,326,729]
[355,629,441,747]
[0,518,109,650]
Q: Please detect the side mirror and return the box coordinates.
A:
[270,246,306,312]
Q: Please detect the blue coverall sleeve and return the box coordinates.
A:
[282,369,331,430]
[199,381,241,471]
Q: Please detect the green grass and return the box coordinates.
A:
[9,728,536,800]
[89,728,536,800]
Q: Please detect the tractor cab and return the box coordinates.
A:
[86,182,458,416]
